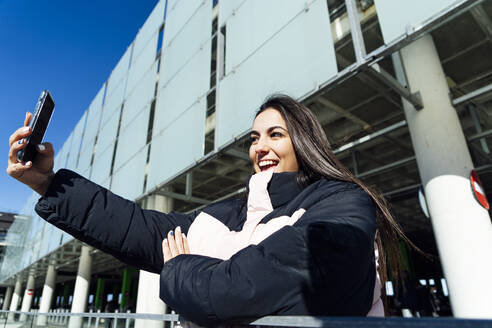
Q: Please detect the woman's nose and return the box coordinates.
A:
[255,146,270,163]
[255,139,270,154]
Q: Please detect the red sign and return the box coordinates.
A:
[470,170,489,210]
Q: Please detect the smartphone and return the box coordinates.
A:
[18,90,55,163]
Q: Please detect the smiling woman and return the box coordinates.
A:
[7,94,411,325]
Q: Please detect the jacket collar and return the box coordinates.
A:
[246,171,303,208]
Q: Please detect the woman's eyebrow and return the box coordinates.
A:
[267,126,288,133]
[250,126,287,135]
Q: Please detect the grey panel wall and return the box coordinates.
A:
[111,145,149,200]
[123,63,157,131]
[66,112,87,172]
[54,132,73,172]
[215,0,338,149]
[126,0,164,96]
[78,85,105,177]
[146,0,212,191]
[374,0,457,44]
[147,98,207,191]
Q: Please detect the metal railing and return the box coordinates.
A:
[0,310,492,328]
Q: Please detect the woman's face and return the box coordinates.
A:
[249,108,299,174]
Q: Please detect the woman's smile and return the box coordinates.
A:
[257,159,279,172]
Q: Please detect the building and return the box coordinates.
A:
[1,0,492,326]
[0,212,18,268]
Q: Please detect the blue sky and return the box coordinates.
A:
[0,0,158,213]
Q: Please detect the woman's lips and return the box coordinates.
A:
[260,164,277,172]
[258,160,279,172]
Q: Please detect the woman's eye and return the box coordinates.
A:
[271,132,283,138]
[250,136,258,144]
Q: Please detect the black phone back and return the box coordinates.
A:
[18,90,55,163]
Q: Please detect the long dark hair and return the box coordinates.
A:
[256,94,417,293]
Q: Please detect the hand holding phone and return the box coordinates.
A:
[17,90,55,163]
[7,91,56,196]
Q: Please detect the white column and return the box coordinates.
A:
[135,271,166,328]
[9,276,22,311]
[37,261,57,326]
[135,194,173,328]
[8,276,22,321]
[399,34,492,318]
[2,286,13,311]
[19,271,35,321]
[68,245,93,328]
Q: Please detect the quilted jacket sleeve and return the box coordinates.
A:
[159,186,377,326]
[35,169,196,273]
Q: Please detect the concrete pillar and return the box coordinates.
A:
[2,286,13,311]
[135,194,173,328]
[398,34,492,318]
[68,245,93,328]
[135,271,166,328]
[19,271,35,321]
[8,276,22,321]
[37,261,57,326]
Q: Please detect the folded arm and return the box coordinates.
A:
[35,169,196,273]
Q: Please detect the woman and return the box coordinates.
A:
[7,95,407,325]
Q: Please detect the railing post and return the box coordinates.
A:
[30,309,36,327]
[95,309,100,328]
[88,308,93,328]
[125,309,131,328]
[113,309,118,328]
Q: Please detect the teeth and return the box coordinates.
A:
[258,160,278,167]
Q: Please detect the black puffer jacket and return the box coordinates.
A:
[35,169,378,326]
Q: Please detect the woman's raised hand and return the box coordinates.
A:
[162,226,190,263]
[7,112,55,196]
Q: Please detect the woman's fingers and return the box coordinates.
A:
[7,114,33,170]
[37,142,54,159]
[162,239,172,263]
[9,126,31,147]
[6,161,32,178]
[24,112,32,127]
[8,138,28,164]
[183,233,190,254]
[163,227,190,264]
[167,230,179,257]
[174,226,184,254]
